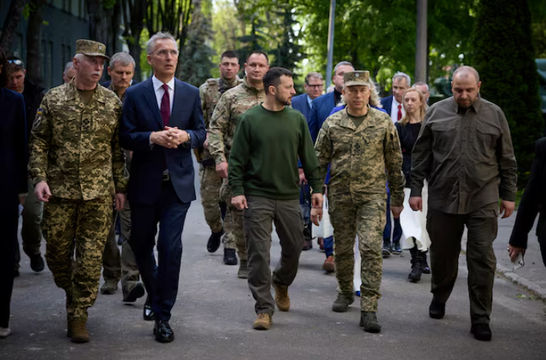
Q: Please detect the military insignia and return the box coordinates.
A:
[36,108,43,115]
[99,45,103,51]
[355,73,360,78]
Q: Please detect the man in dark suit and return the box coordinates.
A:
[379,72,411,257]
[0,47,28,338]
[120,32,206,343]
[509,137,546,267]
[292,72,324,251]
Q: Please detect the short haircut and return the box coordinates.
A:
[305,72,323,84]
[109,52,136,69]
[146,32,178,55]
[220,50,239,61]
[64,61,74,73]
[452,65,480,83]
[393,71,411,86]
[334,61,354,75]
[7,56,25,72]
[246,50,269,64]
[412,81,429,91]
[263,67,293,94]
[0,47,9,88]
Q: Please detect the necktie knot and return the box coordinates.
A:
[397,103,402,121]
[398,104,402,109]
[162,84,169,92]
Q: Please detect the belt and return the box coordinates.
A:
[162,172,171,182]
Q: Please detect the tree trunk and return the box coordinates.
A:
[0,0,28,53]
[87,0,109,44]
[26,0,46,85]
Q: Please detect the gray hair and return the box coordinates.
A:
[109,52,135,69]
[393,72,411,86]
[73,53,85,62]
[452,65,480,82]
[412,81,429,91]
[64,61,74,74]
[146,32,178,55]
[334,61,354,75]
[305,72,323,84]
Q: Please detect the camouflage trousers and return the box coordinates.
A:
[199,164,224,234]
[329,196,386,312]
[42,197,112,320]
[220,178,247,260]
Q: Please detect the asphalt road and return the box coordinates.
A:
[2,162,546,360]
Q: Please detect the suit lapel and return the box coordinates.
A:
[171,79,185,124]
[143,78,164,129]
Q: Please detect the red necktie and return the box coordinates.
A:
[397,104,402,121]
[160,84,170,127]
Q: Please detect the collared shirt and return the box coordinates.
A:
[151,75,174,114]
[390,97,405,123]
[410,96,517,214]
[307,94,313,109]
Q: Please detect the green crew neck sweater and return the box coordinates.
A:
[228,104,322,200]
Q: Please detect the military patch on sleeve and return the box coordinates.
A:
[33,109,43,129]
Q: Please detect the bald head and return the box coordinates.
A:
[452,66,480,83]
[451,66,481,108]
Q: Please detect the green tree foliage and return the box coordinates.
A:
[472,0,544,186]
[178,0,214,86]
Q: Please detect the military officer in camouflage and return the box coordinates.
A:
[29,39,126,343]
[198,50,242,265]
[314,71,404,333]
[208,50,269,278]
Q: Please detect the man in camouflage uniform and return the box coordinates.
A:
[29,40,126,343]
[198,50,242,265]
[208,50,269,278]
[314,71,404,333]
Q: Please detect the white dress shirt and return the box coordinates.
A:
[390,97,405,123]
[151,75,175,114]
[307,94,313,109]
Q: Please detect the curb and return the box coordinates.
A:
[496,263,546,301]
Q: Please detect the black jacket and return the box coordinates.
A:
[23,79,44,138]
[509,137,546,248]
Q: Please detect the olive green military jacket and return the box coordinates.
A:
[315,106,405,206]
[208,77,265,165]
[29,79,126,200]
[198,76,242,163]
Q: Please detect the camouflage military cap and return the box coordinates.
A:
[76,39,110,60]
[344,71,371,87]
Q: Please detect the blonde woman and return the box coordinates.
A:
[395,88,430,282]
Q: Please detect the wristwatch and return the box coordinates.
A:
[186,131,191,143]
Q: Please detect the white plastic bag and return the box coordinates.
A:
[312,195,333,238]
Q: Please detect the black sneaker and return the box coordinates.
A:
[207,229,224,253]
[223,248,238,265]
[392,242,402,254]
[381,246,392,258]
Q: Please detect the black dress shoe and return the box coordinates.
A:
[154,320,174,343]
[143,296,155,321]
[429,299,445,319]
[123,282,145,302]
[30,254,45,272]
[302,240,313,251]
[223,248,238,265]
[471,323,492,341]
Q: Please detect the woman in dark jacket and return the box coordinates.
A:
[395,88,430,282]
[0,47,28,338]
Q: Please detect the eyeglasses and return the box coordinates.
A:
[8,59,24,66]
[306,84,323,88]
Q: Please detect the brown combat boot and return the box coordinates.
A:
[273,283,290,311]
[253,313,272,330]
[69,318,90,343]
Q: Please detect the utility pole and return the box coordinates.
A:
[325,0,336,89]
[415,0,427,82]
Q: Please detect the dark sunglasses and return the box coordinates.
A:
[8,59,24,66]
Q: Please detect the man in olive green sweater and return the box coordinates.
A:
[228,67,324,331]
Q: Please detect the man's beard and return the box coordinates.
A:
[275,93,291,106]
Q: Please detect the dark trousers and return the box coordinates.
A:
[244,196,304,315]
[130,180,190,322]
[0,202,18,328]
[384,189,402,243]
[427,206,497,324]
